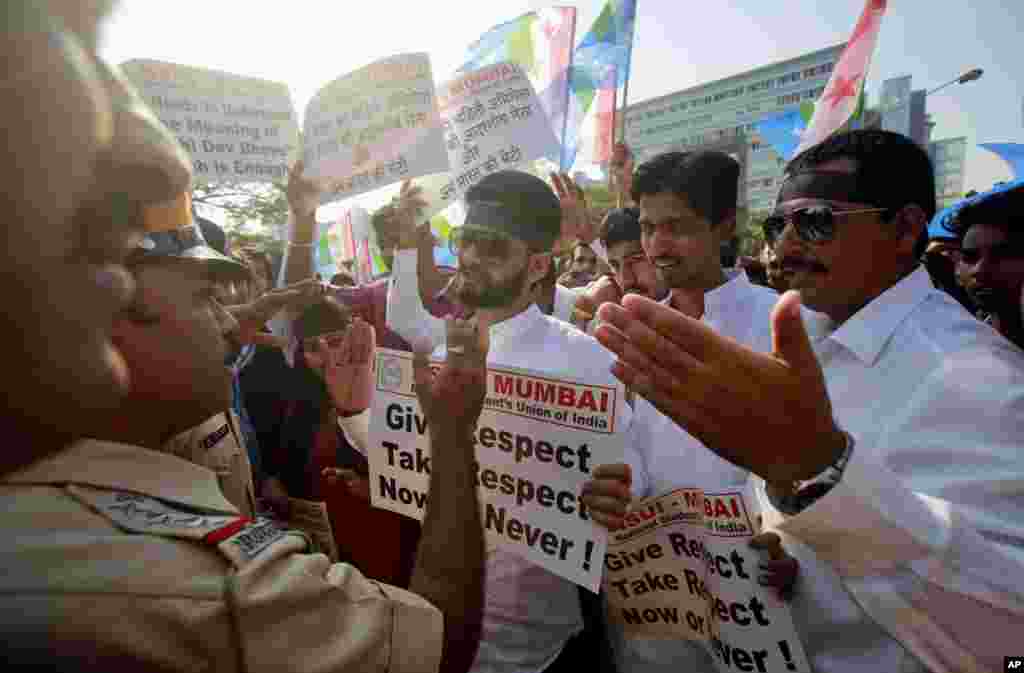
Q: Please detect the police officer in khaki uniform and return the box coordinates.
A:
[105,189,258,517]
[1,3,486,671]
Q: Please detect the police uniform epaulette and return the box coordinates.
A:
[68,485,312,568]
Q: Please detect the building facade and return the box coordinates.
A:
[623,44,845,214]
[930,137,967,210]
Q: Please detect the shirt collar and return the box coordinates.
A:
[662,270,747,316]
[826,266,935,366]
[489,303,545,352]
[1,439,239,514]
[703,270,748,320]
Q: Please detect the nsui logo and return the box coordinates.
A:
[380,357,404,390]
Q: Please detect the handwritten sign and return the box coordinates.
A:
[605,488,812,673]
[368,348,624,591]
[120,59,299,183]
[426,62,559,209]
[303,53,448,202]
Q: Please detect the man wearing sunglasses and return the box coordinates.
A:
[591,129,1024,672]
[387,170,649,673]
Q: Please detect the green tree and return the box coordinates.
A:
[191,180,289,232]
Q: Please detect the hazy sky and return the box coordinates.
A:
[100,0,1023,192]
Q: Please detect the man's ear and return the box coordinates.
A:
[893,204,928,255]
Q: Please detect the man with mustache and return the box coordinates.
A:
[0,4,488,671]
[387,170,648,673]
[952,182,1024,350]
[592,129,1024,672]
[579,151,802,673]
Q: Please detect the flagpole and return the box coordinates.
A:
[559,8,577,173]
[617,0,638,144]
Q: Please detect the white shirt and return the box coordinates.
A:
[387,250,648,673]
[760,266,1024,673]
[613,271,793,673]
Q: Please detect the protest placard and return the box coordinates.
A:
[427,61,559,208]
[120,59,299,183]
[605,487,812,673]
[303,53,448,202]
[368,348,623,591]
[286,497,339,563]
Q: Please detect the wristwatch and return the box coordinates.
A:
[767,429,855,516]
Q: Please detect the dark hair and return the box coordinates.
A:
[600,207,642,249]
[465,170,562,252]
[631,151,739,228]
[949,183,1024,239]
[274,298,354,496]
[785,129,936,257]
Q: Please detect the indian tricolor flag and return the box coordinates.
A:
[795,0,887,156]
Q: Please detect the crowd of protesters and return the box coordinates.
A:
[2,2,1023,673]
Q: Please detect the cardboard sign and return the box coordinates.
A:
[605,487,812,673]
[121,59,299,183]
[368,348,625,591]
[303,53,448,202]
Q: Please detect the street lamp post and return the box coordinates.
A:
[927,68,984,97]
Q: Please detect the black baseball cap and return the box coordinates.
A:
[460,170,562,252]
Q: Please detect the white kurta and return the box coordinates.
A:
[613,271,803,673]
[760,266,1024,673]
[386,250,648,673]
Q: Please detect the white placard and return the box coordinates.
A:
[429,62,559,208]
[368,348,624,591]
[605,487,812,673]
[120,59,299,183]
[303,53,448,202]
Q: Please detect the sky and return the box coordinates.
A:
[99,0,1023,195]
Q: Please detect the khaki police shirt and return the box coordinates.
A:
[162,410,256,519]
[0,440,443,673]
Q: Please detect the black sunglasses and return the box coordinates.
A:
[449,227,518,260]
[763,205,889,244]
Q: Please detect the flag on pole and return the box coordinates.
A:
[572,64,618,168]
[794,0,887,157]
[458,8,576,162]
[754,109,808,161]
[562,0,638,171]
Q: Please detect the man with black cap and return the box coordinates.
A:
[387,170,648,673]
[951,181,1024,349]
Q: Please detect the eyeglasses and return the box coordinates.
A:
[763,205,890,244]
[449,227,518,260]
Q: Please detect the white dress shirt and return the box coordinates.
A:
[759,266,1024,673]
[387,249,648,673]
[611,271,793,673]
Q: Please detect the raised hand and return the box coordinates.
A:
[749,532,800,602]
[228,277,327,345]
[286,159,321,221]
[315,317,377,415]
[551,172,593,253]
[413,318,489,430]
[580,463,633,530]
[572,275,623,331]
[610,142,635,207]
[394,179,429,249]
[594,291,845,483]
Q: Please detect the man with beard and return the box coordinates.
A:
[579,151,801,673]
[592,130,1024,672]
[952,181,1024,350]
[387,170,647,673]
